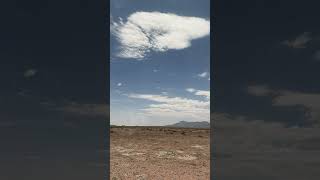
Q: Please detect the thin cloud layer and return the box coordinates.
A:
[273,91,320,126]
[248,85,320,126]
[213,112,320,179]
[247,85,274,96]
[195,90,210,99]
[186,88,210,99]
[128,93,210,122]
[111,11,210,59]
[57,102,109,118]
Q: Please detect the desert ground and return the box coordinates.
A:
[110,126,210,180]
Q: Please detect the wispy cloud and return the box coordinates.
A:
[272,92,320,126]
[56,102,109,118]
[161,91,168,95]
[212,111,320,179]
[197,71,209,78]
[282,32,312,48]
[111,11,210,60]
[248,85,320,126]
[24,69,37,78]
[247,85,274,96]
[186,88,210,99]
[127,93,210,122]
[117,82,122,86]
[194,90,210,99]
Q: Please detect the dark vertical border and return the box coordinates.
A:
[210,0,217,179]
[104,0,110,179]
[0,0,109,179]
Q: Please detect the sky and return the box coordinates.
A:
[213,1,320,179]
[110,0,210,126]
[0,1,106,179]
[213,0,320,128]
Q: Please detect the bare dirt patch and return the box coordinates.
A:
[110,126,210,180]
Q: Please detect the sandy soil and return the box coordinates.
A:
[110,126,210,180]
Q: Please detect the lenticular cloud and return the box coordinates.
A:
[111,11,210,60]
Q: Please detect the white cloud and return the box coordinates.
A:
[195,90,210,99]
[117,82,122,86]
[282,32,312,48]
[186,88,210,99]
[127,93,210,122]
[186,88,196,93]
[197,71,209,78]
[161,91,168,95]
[111,11,210,59]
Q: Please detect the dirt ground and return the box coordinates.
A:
[110,126,210,180]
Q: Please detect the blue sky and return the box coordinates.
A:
[110,0,210,126]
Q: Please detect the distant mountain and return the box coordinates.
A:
[166,121,210,129]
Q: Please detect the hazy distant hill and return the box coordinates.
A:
[166,121,210,129]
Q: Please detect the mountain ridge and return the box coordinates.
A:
[166,121,210,128]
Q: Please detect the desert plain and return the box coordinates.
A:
[110,126,210,180]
